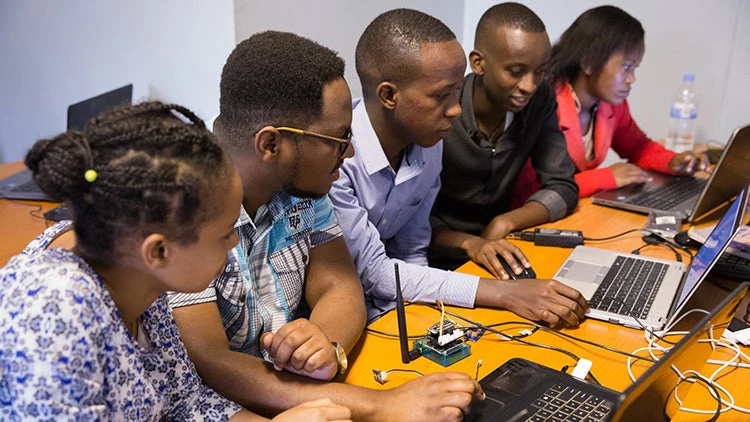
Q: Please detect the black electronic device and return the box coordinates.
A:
[512,228,584,248]
[467,282,748,421]
[43,204,73,222]
[393,263,470,367]
[674,230,703,248]
[498,256,536,279]
[394,263,420,364]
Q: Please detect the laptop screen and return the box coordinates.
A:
[67,84,133,131]
[673,187,748,312]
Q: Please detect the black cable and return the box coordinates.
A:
[366,303,659,364]
[363,327,426,340]
[486,320,663,360]
[419,303,582,362]
[662,241,683,263]
[5,198,47,223]
[583,228,642,242]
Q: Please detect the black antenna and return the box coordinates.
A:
[395,262,420,363]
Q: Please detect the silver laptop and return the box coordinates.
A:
[0,84,132,201]
[591,124,750,223]
[554,185,749,330]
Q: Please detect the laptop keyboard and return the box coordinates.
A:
[713,253,750,279]
[525,383,614,422]
[589,256,668,319]
[624,177,706,210]
[10,180,40,193]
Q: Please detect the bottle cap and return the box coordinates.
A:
[683,73,695,82]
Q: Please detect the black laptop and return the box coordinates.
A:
[591,124,750,223]
[0,85,132,201]
[467,282,748,422]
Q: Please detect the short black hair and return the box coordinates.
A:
[355,8,456,93]
[25,101,231,265]
[475,2,546,50]
[216,30,345,152]
[548,6,644,82]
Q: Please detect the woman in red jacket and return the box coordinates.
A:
[513,6,707,200]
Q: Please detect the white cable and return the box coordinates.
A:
[627,315,750,416]
[706,360,750,369]
[670,338,750,415]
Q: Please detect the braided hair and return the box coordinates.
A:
[25,101,232,265]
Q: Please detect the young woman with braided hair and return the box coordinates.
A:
[0,101,352,421]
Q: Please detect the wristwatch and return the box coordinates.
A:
[332,341,348,376]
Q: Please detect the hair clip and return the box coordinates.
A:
[84,169,98,183]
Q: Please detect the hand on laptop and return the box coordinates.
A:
[609,162,652,187]
[261,318,338,381]
[378,372,484,421]
[669,151,710,175]
[464,236,531,279]
[485,278,588,327]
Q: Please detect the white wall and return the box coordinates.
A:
[2,1,747,164]
[0,0,236,164]
[233,0,465,99]
[464,0,750,147]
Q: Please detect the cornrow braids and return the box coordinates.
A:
[25,101,231,265]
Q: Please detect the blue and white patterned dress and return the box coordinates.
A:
[0,222,242,421]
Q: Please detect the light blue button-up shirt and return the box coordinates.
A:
[329,99,479,318]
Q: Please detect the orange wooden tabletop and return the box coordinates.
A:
[341,197,750,420]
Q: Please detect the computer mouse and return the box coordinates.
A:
[498,256,536,279]
[674,230,703,249]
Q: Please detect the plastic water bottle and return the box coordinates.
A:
[665,73,698,153]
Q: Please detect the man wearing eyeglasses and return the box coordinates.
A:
[168,30,482,421]
[329,9,587,327]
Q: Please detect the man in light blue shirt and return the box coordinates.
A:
[330,9,588,326]
[333,98,479,317]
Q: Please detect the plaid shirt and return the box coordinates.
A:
[168,193,341,359]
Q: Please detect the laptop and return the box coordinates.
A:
[591,124,750,223]
[0,84,133,201]
[553,185,749,330]
[466,282,748,422]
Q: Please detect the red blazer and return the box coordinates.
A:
[512,81,677,202]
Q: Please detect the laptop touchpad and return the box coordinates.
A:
[559,261,606,298]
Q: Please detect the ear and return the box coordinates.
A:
[581,62,593,77]
[469,50,485,75]
[375,82,399,110]
[254,126,281,161]
[140,233,170,271]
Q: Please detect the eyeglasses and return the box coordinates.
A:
[276,126,352,157]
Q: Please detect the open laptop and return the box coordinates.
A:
[467,282,748,422]
[554,184,749,330]
[0,84,132,201]
[591,124,750,223]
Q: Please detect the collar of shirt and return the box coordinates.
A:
[569,82,600,115]
[351,99,428,185]
[457,73,514,145]
[234,192,290,236]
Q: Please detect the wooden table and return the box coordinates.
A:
[1,161,747,419]
[0,161,74,266]
[340,198,750,421]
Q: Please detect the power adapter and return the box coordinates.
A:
[511,228,584,248]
